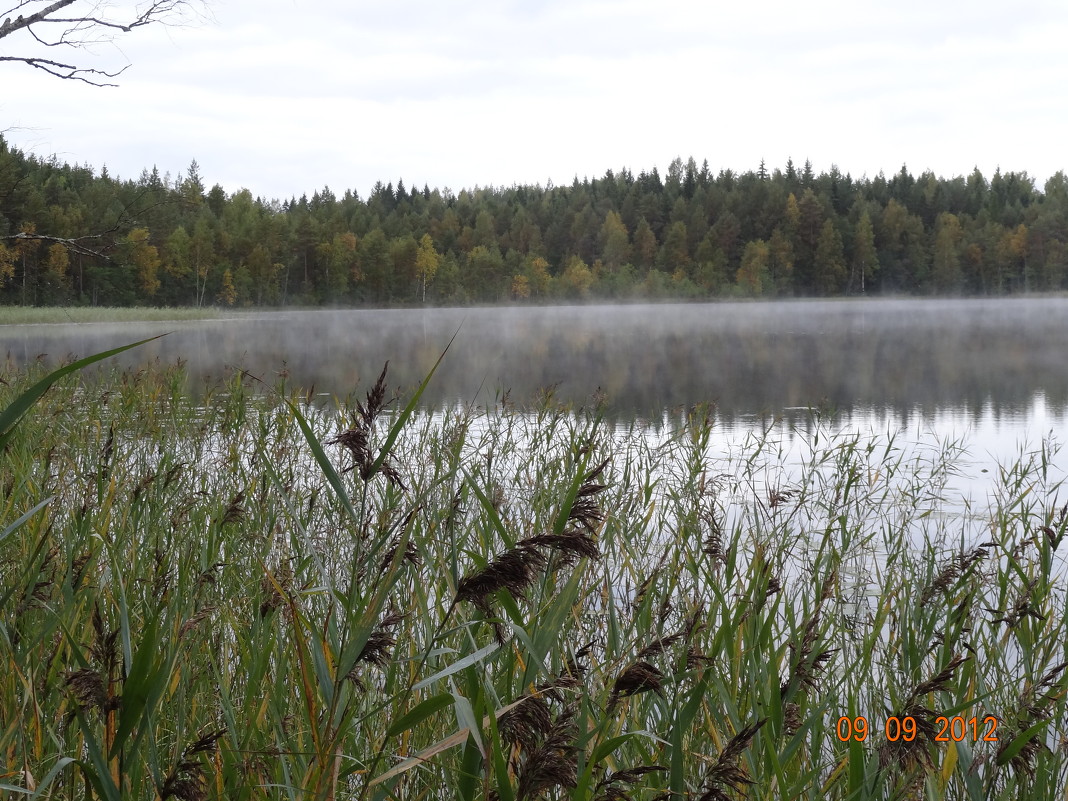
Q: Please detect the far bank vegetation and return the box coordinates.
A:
[2,139,1065,307]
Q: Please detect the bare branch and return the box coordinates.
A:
[0,1,78,40]
[0,1,206,84]
[0,53,125,85]
[0,230,110,259]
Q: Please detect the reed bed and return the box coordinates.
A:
[0,357,1066,801]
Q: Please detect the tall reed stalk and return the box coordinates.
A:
[0,356,1065,800]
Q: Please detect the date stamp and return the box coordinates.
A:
[836,715,999,743]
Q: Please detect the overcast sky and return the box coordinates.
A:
[3,0,1068,201]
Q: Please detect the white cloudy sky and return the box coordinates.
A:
[3,0,1068,200]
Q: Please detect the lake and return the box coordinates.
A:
[3,298,1067,507]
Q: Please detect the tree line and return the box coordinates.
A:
[2,138,1066,307]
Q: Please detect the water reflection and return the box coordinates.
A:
[2,298,1067,423]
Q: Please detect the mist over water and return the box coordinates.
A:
[3,298,1067,422]
[4,298,1067,510]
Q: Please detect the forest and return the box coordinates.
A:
[1,136,1066,307]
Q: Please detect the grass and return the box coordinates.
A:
[0,357,1066,800]
[0,306,225,325]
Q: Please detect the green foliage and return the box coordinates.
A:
[2,357,1067,799]
[3,133,1068,307]
[736,238,770,295]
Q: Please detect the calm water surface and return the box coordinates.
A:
[3,298,1067,506]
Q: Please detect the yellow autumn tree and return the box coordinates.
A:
[559,255,594,298]
[599,210,631,269]
[784,193,801,232]
[14,222,40,299]
[41,242,71,302]
[1008,223,1030,289]
[511,274,531,300]
[0,243,14,284]
[932,213,963,291]
[736,239,770,295]
[523,255,552,298]
[415,233,441,302]
[124,227,161,297]
[217,268,237,306]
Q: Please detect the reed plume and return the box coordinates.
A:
[985,578,1047,627]
[328,362,404,488]
[780,572,838,708]
[567,457,610,533]
[608,661,664,711]
[593,766,667,801]
[879,654,970,772]
[920,543,991,604]
[499,694,554,752]
[515,704,579,800]
[456,544,547,642]
[697,718,768,801]
[158,729,226,801]
[998,659,1068,779]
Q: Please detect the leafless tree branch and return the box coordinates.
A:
[0,53,125,84]
[0,1,206,86]
[0,230,110,258]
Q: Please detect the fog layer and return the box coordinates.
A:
[3,299,1066,420]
